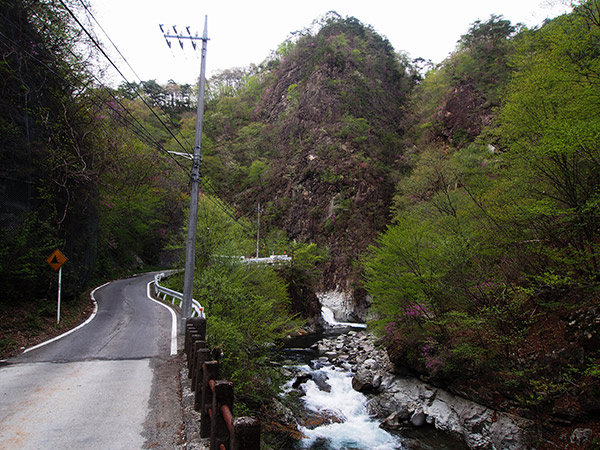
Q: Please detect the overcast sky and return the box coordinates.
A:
[86,0,571,86]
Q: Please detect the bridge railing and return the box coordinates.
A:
[185,318,261,450]
[154,272,205,318]
[212,254,291,266]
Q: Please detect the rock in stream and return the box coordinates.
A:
[295,330,534,450]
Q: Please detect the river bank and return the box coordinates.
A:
[281,327,469,449]
[295,330,598,450]
[311,330,530,449]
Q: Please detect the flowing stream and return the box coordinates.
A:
[295,364,403,449]
[282,308,469,450]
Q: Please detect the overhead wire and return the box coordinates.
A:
[29,0,255,236]
[57,0,193,160]
[76,0,143,83]
[0,27,190,175]
[199,179,254,234]
[75,0,196,153]
[13,1,191,165]
[72,2,252,234]
[60,1,194,172]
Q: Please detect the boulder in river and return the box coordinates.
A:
[309,330,535,450]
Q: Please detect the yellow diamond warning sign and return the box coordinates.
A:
[46,249,67,271]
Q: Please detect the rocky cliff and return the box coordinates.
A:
[206,14,416,297]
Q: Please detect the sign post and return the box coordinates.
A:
[46,249,68,324]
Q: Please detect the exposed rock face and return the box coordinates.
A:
[318,291,355,322]
[370,375,533,450]
[434,80,494,147]
[233,17,415,291]
[313,330,534,450]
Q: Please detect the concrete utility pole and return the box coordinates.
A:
[162,17,209,331]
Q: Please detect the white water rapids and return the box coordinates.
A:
[290,306,400,449]
[282,306,469,450]
[294,365,403,450]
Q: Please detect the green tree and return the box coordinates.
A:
[0,0,103,298]
[497,2,600,280]
[169,194,301,412]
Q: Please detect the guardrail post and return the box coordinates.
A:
[211,380,234,450]
[188,335,205,373]
[201,361,219,438]
[185,317,206,355]
[190,342,208,390]
[188,317,207,338]
[194,349,212,407]
[231,417,261,450]
[187,335,200,373]
[185,325,196,356]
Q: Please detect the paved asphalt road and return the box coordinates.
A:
[0,272,183,450]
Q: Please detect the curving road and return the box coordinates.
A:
[0,272,183,450]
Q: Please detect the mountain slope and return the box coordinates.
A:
[205,14,416,297]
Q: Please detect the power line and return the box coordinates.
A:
[77,0,196,153]
[0,28,190,176]
[59,1,247,227]
[76,0,143,82]
[199,180,254,234]
[21,1,255,237]
[57,0,193,159]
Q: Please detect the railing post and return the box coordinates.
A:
[188,336,206,376]
[194,349,212,409]
[231,417,261,450]
[188,317,207,338]
[190,342,208,391]
[210,380,234,450]
[185,325,196,356]
[185,317,206,356]
[201,361,219,438]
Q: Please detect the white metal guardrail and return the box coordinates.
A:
[154,272,205,318]
[153,254,290,319]
[241,254,291,265]
[212,254,292,265]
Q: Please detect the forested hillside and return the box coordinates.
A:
[201,5,600,442]
[0,0,191,354]
[1,0,599,443]
[362,6,600,442]
[201,13,417,299]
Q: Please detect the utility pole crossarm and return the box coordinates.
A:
[160,22,209,51]
[162,33,208,41]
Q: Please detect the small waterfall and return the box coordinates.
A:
[281,307,470,450]
[287,306,393,449]
[321,306,367,329]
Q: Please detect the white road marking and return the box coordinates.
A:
[146,280,178,355]
[21,281,105,354]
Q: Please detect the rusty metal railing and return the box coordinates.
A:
[185,318,260,450]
